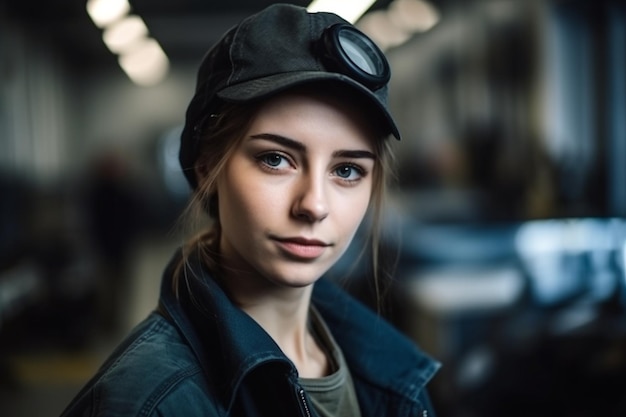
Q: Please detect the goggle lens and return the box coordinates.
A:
[338,30,379,76]
[321,24,391,90]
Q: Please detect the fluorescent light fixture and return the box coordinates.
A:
[103,15,149,53]
[86,0,131,28]
[388,0,439,33]
[118,38,169,86]
[307,0,377,24]
[357,10,411,51]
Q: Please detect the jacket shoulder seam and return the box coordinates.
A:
[139,365,204,417]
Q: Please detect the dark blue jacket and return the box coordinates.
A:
[60,253,440,417]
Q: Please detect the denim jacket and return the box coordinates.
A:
[60,252,440,417]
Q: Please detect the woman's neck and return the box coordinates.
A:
[218,269,329,378]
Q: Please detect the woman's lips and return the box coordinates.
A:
[273,237,330,260]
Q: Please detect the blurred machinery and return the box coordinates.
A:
[395,218,626,417]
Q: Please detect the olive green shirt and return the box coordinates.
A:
[299,307,362,417]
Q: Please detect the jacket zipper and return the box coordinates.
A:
[298,387,312,417]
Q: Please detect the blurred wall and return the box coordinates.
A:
[0,16,74,182]
[0,7,199,183]
[386,0,625,222]
[76,67,195,175]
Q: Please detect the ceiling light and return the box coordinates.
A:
[118,39,169,86]
[86,0,131,28]
[357,10,412,51]
[388,0,439,33]
[307,0,377,24]
[103,15,149,53]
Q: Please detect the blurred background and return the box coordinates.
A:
[1,0,625,416]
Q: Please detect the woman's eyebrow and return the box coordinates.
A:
[249,133,306,152]
[333,149,375,160]
[249,133,375,160]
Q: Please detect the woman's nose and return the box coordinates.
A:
[291,174,329,223]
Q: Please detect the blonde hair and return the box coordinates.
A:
[174,88,397,308]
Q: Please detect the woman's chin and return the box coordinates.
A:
[262,263,333,289]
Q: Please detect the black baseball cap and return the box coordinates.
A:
[179,3,400,188]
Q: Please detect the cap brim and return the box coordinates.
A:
[216,71,401,140]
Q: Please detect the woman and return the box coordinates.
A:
[61,4,439,417]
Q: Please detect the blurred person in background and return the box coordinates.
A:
[84,149,143,335]
[60,4,439,417]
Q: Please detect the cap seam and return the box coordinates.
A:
[226,17,248,86]
[309,11,324,72]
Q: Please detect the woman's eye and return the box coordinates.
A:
[259,152,289,169]
[334,164,364,181]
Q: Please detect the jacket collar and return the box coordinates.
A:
[159,251,294,412]
[311,280,440,400]
[159,250,440,410]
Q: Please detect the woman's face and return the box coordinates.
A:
[216,90,377,290]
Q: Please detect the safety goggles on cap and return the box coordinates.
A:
[320,23,391,91]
